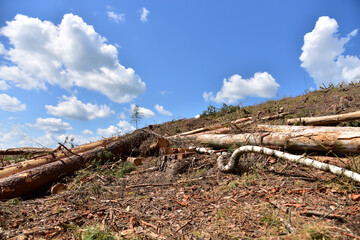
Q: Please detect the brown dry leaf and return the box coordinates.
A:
[350,193,360,201]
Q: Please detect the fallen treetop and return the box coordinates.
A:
[287,110,360,126]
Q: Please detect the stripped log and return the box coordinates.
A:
[172,112,291,140]
[217,145,360,183]
[287,110,360,126]
[0,136,118,179]
[0,130,151,200]
[196,125,360,154]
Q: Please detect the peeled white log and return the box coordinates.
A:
[197,125,360,154]
[287,110,360,125]
[218,145,360,183]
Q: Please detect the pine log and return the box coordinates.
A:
[217,145,360,182]
[0,130,151,200]
[287,110,360,126]
[196,125,360,154]
[0,136,118,179]
[0,147,52,156]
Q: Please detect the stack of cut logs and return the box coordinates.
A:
[1,110,360,200]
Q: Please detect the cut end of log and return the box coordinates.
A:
[127,157,143,166]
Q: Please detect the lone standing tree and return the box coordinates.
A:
[131,104,143,129]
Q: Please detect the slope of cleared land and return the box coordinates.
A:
[1,83,360,239]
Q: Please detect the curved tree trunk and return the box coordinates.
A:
[217,145,360,183]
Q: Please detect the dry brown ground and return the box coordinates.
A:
[1,83,360,239]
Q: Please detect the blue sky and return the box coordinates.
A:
[0,0,359,148]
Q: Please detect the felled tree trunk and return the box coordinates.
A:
[0,130,151,200]
[196,125,360,154]
[287,110,360,125]
[217,145,360,182]
[0,136,118,179]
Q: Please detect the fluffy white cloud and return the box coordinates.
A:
[130,104,155,118]
[32,117,72,133]
[117,120,135,133]
[155,104,173,117]
[0,42,5,54]
[140,8,150,22]
[203,72,279,104]
[45,95,114,120]
[118,112,126,119]
[300,16,360,87]
[0,80,9,90]
[0,93,26,111]
[0,14,145,102]
[97,125,121,137]
[81,129,93,135]
[0,126,34,148]
[107,11,125,23]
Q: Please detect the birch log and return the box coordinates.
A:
[287,110,360,126]
[0,136,118,179]
[217,145,360,183]
[0,130,151,199]
[196,125,360,154]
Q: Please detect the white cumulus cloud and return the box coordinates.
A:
[140,8,150,22]
[0,80,9,90]
[97,125,121,137]
[81,129,93,135]
[107,11,125,23]
[31,117,72,134]
[300,16,360,87]
[155,104,173,117]
[117,120,135,133]
[130,104,155,118]
[0,93,26,112]
[0,14,145,103]
[45,95,114,120]
[203,72,279,104]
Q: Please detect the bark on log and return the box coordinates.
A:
[287,110,360,126]
[0,148,52,156]
[0,136,118,179]
[217,145,360,183]
[196,125,360,154]
[0,130,151,200]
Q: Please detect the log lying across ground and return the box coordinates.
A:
[0,147,53,156]
[0,130,151,200]
[172,112,292,140]
[0,136,119,179]
[287,110,360,126]
[196,125,360,154]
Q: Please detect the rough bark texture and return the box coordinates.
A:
[217,145,360,183]
[287,110,360,126]
[0,130,151,200]
[196,125,360,154]
[0,136,118,179]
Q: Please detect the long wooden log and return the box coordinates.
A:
[0,136,118,179]
[287,110,360,126]
[196,125,360,154]
[0,130,151,200]
[0,147,52,156]
[217,145,360,183]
